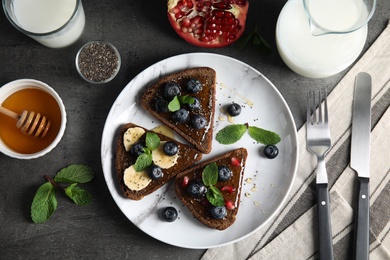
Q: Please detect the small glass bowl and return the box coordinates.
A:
[75,41,121,84]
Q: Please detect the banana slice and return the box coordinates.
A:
[152,141,179,169]
[123,165,151,191]
[152,125,175,139]
[123,127,145,152]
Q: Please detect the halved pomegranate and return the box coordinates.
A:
[167,0,249,48]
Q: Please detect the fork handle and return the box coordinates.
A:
[317,183,334,260]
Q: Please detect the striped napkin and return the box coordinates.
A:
[202,21,390,260]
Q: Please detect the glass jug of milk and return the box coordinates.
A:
[276,0,376,78]
[2,0,85,48]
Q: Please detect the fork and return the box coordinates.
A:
[306,88,334,260]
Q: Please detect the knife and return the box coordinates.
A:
[350,72,372,260]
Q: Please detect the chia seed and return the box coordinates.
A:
[76,41,120,83]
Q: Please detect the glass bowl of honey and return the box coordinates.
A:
[0,79,67,159]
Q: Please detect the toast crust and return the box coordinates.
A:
[174,148,248,230]
[115,123,203,200]
[140,67,216,154]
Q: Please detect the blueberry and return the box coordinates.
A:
[130,142,145,157]
[187,180,207,197]
[163,141,178,156]
[210,206,227,219]
[154,98,168,113]
[164,82,181,99]
[218,165,232,182]
[264,145,279,159]
[227,103,241,117]
[161,206,178,222]
[172,108,189,123]
[190,114,207,129]
[187,97,201,111]
[185,78,202,93]
[148,164,163,180]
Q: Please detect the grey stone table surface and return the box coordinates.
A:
[0,0,388,259]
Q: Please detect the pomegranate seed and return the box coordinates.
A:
[181,17,191,27]
[221,185,236,193]
[213,3,231,10]
[225,199,235,210]
[231,157,241,166]
[202,198,210,206]
[182,176,190,187]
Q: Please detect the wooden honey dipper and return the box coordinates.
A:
[0,106,51,138]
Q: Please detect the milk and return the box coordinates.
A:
[305,0,368,32]
[12,0,85,48]
[276,0,368,78]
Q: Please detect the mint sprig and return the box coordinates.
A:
[168,96,181,112]
[216,123,281,145]
[248,126,281,145]
[65,183,92,206]
[236,24,271,55]
[168,95,195,112]
[134,132,160,172]
[31,182,57,224]
[31,164,94,224]
[54,164,94,183]
[202,163,225,207]
[215,124,247,145]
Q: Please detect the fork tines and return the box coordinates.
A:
[307,88,328,125]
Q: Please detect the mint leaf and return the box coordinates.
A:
[54,164,94,183]
[31,182,57,223]
[216,124,247,144]
[202,162,218,186]
[236,24,271,54]
[179,95,195,105]
[145,132,160,151]
[134,153,153,172]
[235,30,254,50]
[206,186,225,207]
[248,126,281,144]
[65,183,92,206]
[168,96,181,112]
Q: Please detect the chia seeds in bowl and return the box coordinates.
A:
[76,41,121,84]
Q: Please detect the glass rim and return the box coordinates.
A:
[2,0,82,37]
[303,0,377,35]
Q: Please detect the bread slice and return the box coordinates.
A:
[140,67,216,154]
[174,148,248,230]
[115,123,203,200]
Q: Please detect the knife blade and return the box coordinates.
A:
[350,72,372,260]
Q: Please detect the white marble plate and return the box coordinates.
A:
[101,53,298,249]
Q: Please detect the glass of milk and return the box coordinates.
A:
[2,0,85,48]
[276,0,376,78]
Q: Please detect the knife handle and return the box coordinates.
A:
[353,177,370,260]
[316,183,334,260]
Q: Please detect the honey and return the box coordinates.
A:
[0,88,62,154]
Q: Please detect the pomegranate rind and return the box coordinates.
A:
[167,0,249,48]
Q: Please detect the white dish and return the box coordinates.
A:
[101,53,298,249]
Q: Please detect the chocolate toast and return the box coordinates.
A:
[115,123,202,200]
[140,67,216,154]
[174,148,248,230]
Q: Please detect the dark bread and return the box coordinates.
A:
[174,148,248,230]
[140,67,216,154]
[115,123,203,200]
